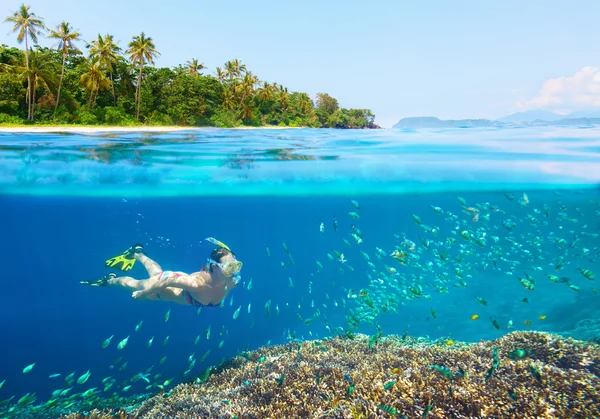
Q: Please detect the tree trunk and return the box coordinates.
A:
[31,80,36,121]
[54,50,66,114]
[110,71,116,106]
[135,63,143,120]
[25,37,31,120]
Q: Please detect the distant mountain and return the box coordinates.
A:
[566,110,600,119]
[393,108,600,128]
[498,110,564,123]
[392,117,504,129]
[392,116,600,129]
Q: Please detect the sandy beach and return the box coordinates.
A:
[0,125,301,134]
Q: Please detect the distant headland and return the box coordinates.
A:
[393,110,600,129]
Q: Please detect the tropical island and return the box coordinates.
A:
[0,4,378,129]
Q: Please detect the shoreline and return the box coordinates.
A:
[0,125,303,133]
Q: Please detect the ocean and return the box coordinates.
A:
[0,127,598,418]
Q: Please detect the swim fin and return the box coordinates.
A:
[81,272,117,287]
[105,244,144,271]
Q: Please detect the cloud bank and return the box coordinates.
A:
[518,66,600,113]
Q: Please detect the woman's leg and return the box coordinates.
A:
[106,275,149,292]
[135,253,163,277]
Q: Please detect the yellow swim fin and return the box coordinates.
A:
[105,244,144,271]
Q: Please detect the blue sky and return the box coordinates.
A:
[2,0,600,127]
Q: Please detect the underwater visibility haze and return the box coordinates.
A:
[0,127,599,418]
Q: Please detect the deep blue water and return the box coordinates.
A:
[0,127,599,416]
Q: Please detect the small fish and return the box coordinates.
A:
[333,216,338,231]
[508,389,517,401]
[48,374,61,378]
[470,314,480,321]
[377,404,398,415]
[135,320,143,331]
[163,336,169,346]
[164,309,171,322]
[196,307,202,316]
[319,222,324,233]
[383,380,396,389]
[521,298,529,304]
[77,370,91,385]
[350,199,360,210]
[0,379,5,389]
[147,336,154,347]
[23,363,36,374]
[265,246,270,257]
[490,317,500,330]
[445,340,455,346]
[524,320,532,325]
[412,214,422,225]
[391,367,401,375]
[528,364,542,383]
[538,315,547,320]
[508,349,534,360]
[101,335,114,349]
[430,308,437,319]
[233,306,241,320]
[206,325,211,340]
[578,268,595,280]
[160,356,167,364]
[476,297,488,306]
[349,211,359,219]
[117,336,130,350]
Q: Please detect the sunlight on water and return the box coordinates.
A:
[1,127,599,197]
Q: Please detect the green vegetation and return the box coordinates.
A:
[1,4,378,129]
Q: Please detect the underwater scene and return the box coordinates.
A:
[0,127,599,418]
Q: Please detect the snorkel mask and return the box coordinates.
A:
[207,258,243,278]
[205,237,242,284]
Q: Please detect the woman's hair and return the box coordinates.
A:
[208,248,236,272]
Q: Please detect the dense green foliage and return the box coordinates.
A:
[0,4,378,128]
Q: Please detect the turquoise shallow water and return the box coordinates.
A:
[1,127,599,197]
[0,127,599,418]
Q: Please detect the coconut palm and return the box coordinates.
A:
[79,56,111,109]
[224,59,246,80]
[185,58,204,78]
[126,32,159,119]
[48,21,81,113]
[4,4,46,120]
[256,81,274,103]
[215,66,225,82]
[14,48,57,120]
[87,34,121,105]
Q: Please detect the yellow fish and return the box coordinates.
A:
[470,314,480,321]
[538,315,547,320]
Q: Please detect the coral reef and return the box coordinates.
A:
[60,331,600,419]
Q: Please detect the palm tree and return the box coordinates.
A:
[185,58,204,78]
[126,32,159,119]
[14,48,57,120]
[48,21,81,113]
[215,66,225,82]
[256,82,274,103]
[4,4,46,120]
[87,34,121,105]
[79,57,111,109]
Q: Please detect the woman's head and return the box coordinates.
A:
[207,248,242,279]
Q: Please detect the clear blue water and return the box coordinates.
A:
[0,127,598,416]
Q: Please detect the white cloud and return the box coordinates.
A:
[518,66,600,113]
